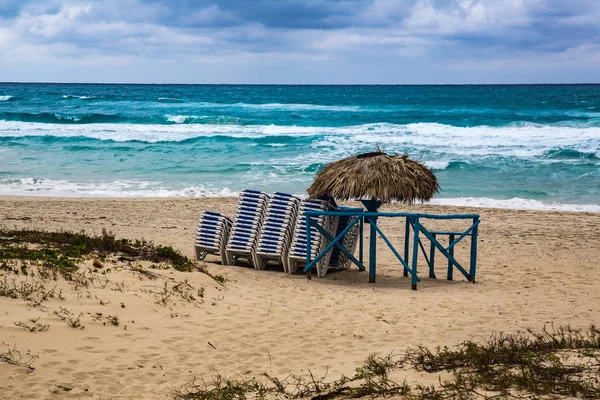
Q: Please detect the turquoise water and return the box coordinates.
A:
[1,83,599,210]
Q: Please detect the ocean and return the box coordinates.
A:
[1,83,599,211]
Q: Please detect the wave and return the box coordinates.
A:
[0,121,598,160]
[0,111,247,125]
[156,101,364,111]
[165,114,241,125]
[0,178,238,198]
[427,197,600,213]
[439,161,470,170]
[1,177,598,212]
[62,95,97,100]
[235,102,362,112]
[543,148,599,160]
[0,95,14,101]
[0,112,127,124]
[157,97,184,103]
[0,120,338,142]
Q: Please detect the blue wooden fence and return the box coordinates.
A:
[303,210,480,290]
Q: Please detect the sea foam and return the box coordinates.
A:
[1,121,598,167]
[1,177,598,212]
[427,197,600,213]
[0,178,238,198]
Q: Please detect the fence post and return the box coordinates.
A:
[447,233,455,281]
[429,233,436,278]
[404,217,410,277]
[359,216,364,267]
[369,216,377,283]
[411,218,420,290]
[470,218,478,283]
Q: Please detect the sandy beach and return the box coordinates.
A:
[1,196,599,399]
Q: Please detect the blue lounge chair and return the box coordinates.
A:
[287,198,338,274]
[224,189,270,266]
[253,192,301,271]
[194,211,233,264]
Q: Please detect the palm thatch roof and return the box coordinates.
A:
[307,151,439,204]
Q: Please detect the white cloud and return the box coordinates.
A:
[404,0,530,35]
[0,0,598,83]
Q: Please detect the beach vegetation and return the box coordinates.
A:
[174,325,600,400]
[14,318,50,333]
[0,276,62,306]
[152,279,206,307]
[91,312,121,327]
[155,281,174,306]
[130,264,160,280]
[0,228,222,283]
[0,343,39,372]
[53,307,85,329]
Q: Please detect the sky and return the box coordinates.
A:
[0,0,599,84]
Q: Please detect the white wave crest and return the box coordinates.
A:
[424,160,450,170]
[62,95,96,100]
[1,178,598,212]
[0,95,13,101]
[54,113,84,121]
[166,115,189,124]
[0,178,238,198]
[0,121,598,161]
[319,122,600,160]
[427,197,600,212]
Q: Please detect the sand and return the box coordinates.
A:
[1,196,599,399]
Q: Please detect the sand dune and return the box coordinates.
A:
[1,196,599,399]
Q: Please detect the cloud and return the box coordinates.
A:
[0,0,598,82]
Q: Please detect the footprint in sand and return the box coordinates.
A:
[58,367,74,375]
[72,372,89,380]
[161,336,185,344]
[41,361,62,368]
[75,346,102,353]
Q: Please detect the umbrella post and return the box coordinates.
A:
[361,199,381,283]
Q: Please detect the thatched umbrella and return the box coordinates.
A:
[307,150,439,283]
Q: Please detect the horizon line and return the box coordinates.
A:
[1,81,599,86]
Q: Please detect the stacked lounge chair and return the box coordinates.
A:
[224,189,269,266]
[253,192,301,271]
[287,198,338,275]
[194,211,233,264]
[196,190,361,277]
[320,210,361,277]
